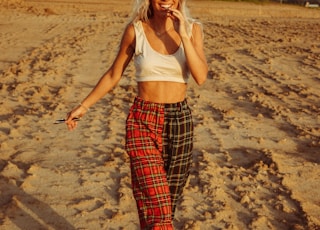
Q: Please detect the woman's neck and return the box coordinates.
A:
[149,17,174,34]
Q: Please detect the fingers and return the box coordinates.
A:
[66,120,78,131]
[65,105,86,131]
[168,8,183,21]
[65,112,79,131]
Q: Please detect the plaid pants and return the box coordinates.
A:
[125,97,194,230]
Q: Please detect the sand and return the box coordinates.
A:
[0,0,319,229]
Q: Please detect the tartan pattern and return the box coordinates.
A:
[162,103,193,216]
[125,97,194,229]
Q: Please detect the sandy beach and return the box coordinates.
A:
[0,0,319,229]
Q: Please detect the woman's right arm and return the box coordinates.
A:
[66,23,135,130]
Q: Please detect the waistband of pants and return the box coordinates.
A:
[133,96,189,111]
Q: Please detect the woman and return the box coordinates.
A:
[66,0,208,229]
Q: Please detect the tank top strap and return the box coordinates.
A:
[133,21,144,55]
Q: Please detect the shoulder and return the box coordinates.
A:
[191,21,203,37]
[121,22,136,49]
[190,21,204,44]
[124,22,136,39]
[123,20,145,41]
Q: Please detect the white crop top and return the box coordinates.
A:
[133,21,190,83]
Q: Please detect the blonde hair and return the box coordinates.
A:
[130,0,194,36]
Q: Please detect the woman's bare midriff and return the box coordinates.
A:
[138,81,187,103]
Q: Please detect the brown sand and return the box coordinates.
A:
[0,0,319,229]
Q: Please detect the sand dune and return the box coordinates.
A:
[0,0,319,229]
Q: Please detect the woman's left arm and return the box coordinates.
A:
[183,23,208,85]
[171,10,208,85]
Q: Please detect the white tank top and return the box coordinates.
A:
[133,21,190,83]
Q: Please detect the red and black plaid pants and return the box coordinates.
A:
[125,97,194,230]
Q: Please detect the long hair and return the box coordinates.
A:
[129,0,195,36]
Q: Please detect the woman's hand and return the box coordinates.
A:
[168,8,188,39]
[65,104,88,131]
